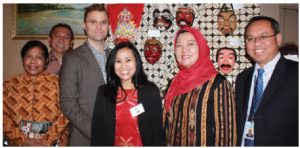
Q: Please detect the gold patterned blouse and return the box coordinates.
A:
[3,71,69,146]
[163,74,237,146]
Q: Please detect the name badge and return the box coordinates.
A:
[244,121,254,140]
[130,103,145,117]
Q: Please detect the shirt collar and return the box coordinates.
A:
[23,71,47,82]
[48,51,58,62]
[87,41,108,54]
[254,52,281,79]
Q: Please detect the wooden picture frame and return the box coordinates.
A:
[12,4,89,39]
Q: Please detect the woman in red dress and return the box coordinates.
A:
[91,42,165,146]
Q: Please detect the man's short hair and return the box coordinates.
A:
[84,4,108,22]
[245,15,280,37]
[49,23,74,40]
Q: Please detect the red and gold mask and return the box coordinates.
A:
[176,7,195,28]
[217,5,237,36]
[144,38,162,64]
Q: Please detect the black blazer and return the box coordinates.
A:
[235,56,298,146]
[91,83,165,146]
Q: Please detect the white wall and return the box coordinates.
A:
[279,5,299,45]
[261,4,298,46]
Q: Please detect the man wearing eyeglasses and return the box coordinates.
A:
[59,4,110,146]
[235,15,298,146]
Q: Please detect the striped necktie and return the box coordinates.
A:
[244,68,264,146]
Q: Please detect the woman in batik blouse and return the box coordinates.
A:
[3,40,69,146]
[163,27,236,146]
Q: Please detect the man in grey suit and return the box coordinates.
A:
[59,4,110,146]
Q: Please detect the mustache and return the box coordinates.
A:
[155,16,172,22]
[220,27,234,32]
[220,64,232,68]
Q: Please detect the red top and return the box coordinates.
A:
[114,88,143,146]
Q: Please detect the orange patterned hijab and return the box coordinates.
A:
[164,27,217,112]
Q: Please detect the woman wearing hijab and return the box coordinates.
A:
[163,27,236,146]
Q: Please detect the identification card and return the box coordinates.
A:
[130,103,145,117]
[244,121,254,140]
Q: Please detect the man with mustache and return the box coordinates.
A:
[216,47,237,74]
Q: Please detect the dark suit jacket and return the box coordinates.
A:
[91,83,165,146]
[59,42,110,146]
[235,56,298,146]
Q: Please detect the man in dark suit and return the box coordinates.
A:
[59,4,110,146]
[236,15,298,146]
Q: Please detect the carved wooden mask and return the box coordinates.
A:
[217,48,236,74]
[217,4,237,36]
[153,4,173,31]
[176,7,195,28]
[144,38,162,64]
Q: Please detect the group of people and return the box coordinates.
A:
[3,4,298,147]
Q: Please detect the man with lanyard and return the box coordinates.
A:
[236,15,298,146]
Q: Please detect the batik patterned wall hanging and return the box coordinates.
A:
[106,3,260,94]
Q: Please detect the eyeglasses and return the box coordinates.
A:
[245,34,276,43]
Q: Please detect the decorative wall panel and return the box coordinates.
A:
[106,3,260,94]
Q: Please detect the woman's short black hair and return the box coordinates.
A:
[105,42,148,101]
[21,40,49,60]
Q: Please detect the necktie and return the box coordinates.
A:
[244,68,264,146]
